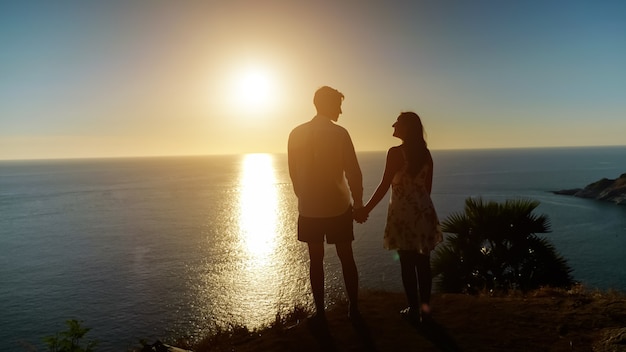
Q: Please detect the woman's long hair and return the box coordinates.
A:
[398,112,429,176]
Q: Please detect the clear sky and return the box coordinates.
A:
[1,0,625,160]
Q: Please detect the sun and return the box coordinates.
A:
[230,66,277,114]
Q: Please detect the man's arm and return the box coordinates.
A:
[343,133,363,209]
[287,131,300,197]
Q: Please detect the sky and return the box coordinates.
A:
[1,0,625,160]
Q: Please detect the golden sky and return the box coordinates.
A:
[1,1,625,160]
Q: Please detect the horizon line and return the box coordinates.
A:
[2,144,626,162]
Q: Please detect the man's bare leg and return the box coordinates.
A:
[335,241,359,316]
[307,242,325,317]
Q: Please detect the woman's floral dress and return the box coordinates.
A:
[383,162,443,253]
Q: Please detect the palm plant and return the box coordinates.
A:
[432,198,573,293]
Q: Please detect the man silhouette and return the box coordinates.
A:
[288,86,364,322]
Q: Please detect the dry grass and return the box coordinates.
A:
[150,285,626,352]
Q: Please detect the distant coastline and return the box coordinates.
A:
[553,173,626,205]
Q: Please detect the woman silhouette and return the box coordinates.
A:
[356,112,443,323]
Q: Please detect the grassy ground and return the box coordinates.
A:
[153,286,626,352]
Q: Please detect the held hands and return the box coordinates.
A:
[353,207,369,224]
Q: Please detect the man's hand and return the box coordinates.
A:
[353,207,369,224]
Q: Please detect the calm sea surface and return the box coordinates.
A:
[1,147,625,351]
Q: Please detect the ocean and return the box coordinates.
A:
[1,146,625,351]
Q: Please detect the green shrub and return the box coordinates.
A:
[43,319,98,352]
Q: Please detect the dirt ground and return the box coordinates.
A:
[190,287,626,352]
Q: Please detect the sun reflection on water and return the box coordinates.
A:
[238,153,278,262]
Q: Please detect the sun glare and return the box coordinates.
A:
[230,66,277,114]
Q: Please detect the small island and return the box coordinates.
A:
[553,173,626,205]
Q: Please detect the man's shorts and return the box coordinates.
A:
[298,206,354,244]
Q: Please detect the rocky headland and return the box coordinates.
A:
[553,173,626,205]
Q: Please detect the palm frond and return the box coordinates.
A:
[434,197,573,294]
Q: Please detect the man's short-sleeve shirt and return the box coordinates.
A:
[288,115,363,218]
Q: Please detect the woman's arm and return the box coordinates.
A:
[426,150,434,195]
[363,147,403,214]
